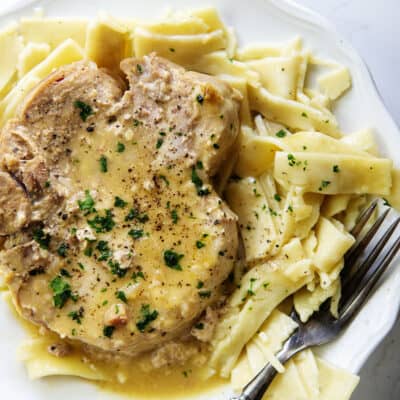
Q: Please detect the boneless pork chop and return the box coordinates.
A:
[0,54,241,356]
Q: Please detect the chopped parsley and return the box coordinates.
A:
[49,276,74,308]
[133,119,142,127]
[156,138,164,149]
[132,271,145,282]
[33,227,51,250]
[171,209,179,224]
[136,304,159,332]
[103,325,115,338]
[78,262,85,270]
[197,281,204,289]
[60,268,72,278]
[333,165,340,173]
[301,112,308,118]
[275,129,287,138]
[274,193,281,202]
[383,198,392,207]
[125,208,149,223]
[114,196,127,208]
[169,47,175,52]
[247,278,257,296]
[163,249,184,271]
[195,322,204,330]
[78,190,96,215]
[213,143,220,149]
[287,153,298,167]
[128,229,144,239]
[196,240,205,249]
[88,210,115,233]
[191,165,210,196]
[99,155,108,173]
[68,307,84,324]
[96,240,112,261]
[196,161,204,169]
[108,260,128,278]
[117,142,125,153]
[196,94,204,104]
[57,243,69,257]
[136,64,143,73]
[116,290,128,303]
[318,180,331,191]
[198,290,211,298]
[159,175,169,186]
[74,100,93,122]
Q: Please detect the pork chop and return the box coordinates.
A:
[0,54,240,356]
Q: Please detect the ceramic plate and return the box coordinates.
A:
[0,0,399,399]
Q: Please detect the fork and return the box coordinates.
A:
[231,200,400,400]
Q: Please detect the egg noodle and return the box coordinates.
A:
[1,6,399,400]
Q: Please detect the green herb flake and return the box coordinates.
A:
[116,290,128,303]
[103,325,115,338]
[198,290,211,298]
[159,131,166,136]
[274,193,281,202]
[333,165,340,173]
[68,307,84,324]
[171,209,179,224]
[108,260,128,278]
[88,209,115,233]
[301,112,308,118]
[318,180,331,191]
[195,322,204,330]
[163,249,184,271]
[247,277,257,296]
[133,119,142,127]
[197,281,204,289]
[136,304,159,332]
[96,240,112,261]
[74,100,93,122]
[136,64,143,74]
[196,240,205,249]
[49,276,72,309]
[125,208,149,223]
[114,196,127,208]
[275,129,287,138]
[213,143,220,149]
[99,155,108,173]
[156,138,164,149]
[383,198,392,207]
[169,47,175,52]
[191,165,210,196]
[78,262,85,270]
[78,190,96,215]
[33,227,51,250]
[117,142,125,153]
[45,181,51,188]
[60,268,72,278]
[132,271,145,282]
[128,229,144,239]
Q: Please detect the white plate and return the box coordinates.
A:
[0,0,399,399]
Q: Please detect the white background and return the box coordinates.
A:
[0,0,399,398]
[297,2,400,398]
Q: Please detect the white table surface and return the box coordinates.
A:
[0,0,399,399]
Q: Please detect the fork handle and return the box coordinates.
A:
[231,335,305,400]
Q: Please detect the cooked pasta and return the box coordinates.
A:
[0,6,397,400]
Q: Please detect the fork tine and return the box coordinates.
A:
[339,221,400,326]
[341,216,400,304]
[350,199,379,238]
[341,208,391,286]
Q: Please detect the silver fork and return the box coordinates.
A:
[231,200,400,400]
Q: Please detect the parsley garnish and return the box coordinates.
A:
[318,180,331,191]
[68,307,84,324]
[125,208,149,223]
[128,229,144,239]
[116,290,128,303]
[195,322,204,330]
[156,138,163,149]
[247,277,257,296]
[88,210,115,233]
[114,196,127,208]
[164,249,184,270]
[49,276,74,308]
[74,100,93,122]
[117,142,125,153]
[213,143,220,149]
[171,209,179,224]
[108,260,127,278]
[275,129,287,138]
[333,165,340,173]
[33,227,51,249]
[132,271,145,282]
[274,193,281,202]
[198,290,211,298]
[78,190,96,215]
[197,281,204,289]
[136,64,143,73]
[103,325,115,338]
[57,242,69,257]
[191,165,210,196]
[196,240,205,249]
[301,112,308,118]
[133,119,142,127]
[96,240,112,261]
[136,304,158,332]
[99,155,108,173]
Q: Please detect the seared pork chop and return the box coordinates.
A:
[0,54,240,357]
